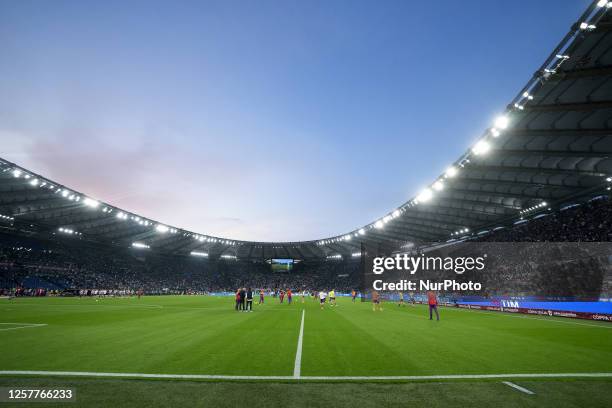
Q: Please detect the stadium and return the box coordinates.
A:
[1,1,612,407]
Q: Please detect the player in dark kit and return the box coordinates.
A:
[239,287,246,311]
[246,288,253,312]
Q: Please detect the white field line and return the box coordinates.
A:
[502,381,535,394]
[0,323,47,332]
[293,309,305,378]
[449,306,612,329]
[0,371,611,381]
[7,303,164,309]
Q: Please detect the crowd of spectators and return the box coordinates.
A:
[1,196,610,298]
[0,234,359,295]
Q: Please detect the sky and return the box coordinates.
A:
[0,0,590,242]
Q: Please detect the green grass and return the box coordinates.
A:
[1,295,611,407]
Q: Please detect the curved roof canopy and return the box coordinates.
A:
[1,1,612,261]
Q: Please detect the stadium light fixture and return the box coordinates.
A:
[445,166,458,178]
[375,220,383,229]
[12,169,21,178]
[597,0,607,7]
[352,252,361,257]
[132,242,150,249]
[83,197,100,208]
[494,115,509,129]
[190,251,208,257]
[117,212,128,220]
[358,228,365,235]
[29,178,39,186]
[433,180,444,191]
[61,189,69,198]
[579,22,596,30]
[472,140,490,155]
[383,215,392,223]
[490,128,500,137]
[417,188,433,202]
[392,209,401,218]
[155,224,169,233]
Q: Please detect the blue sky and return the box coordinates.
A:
[0,0,589,242]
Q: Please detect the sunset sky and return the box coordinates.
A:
[0,0,588,241]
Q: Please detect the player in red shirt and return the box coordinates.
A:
[259,289,265,304]
[279,290,285,303]
[427,291,440,321]
[286,289,292,305]
[235,289,241,311]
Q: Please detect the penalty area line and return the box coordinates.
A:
[0,323,47,332]
[502,381,535,394]
[1,371,611,381]
[293,309,305,378]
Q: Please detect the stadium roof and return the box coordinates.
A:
[1,0,612,261]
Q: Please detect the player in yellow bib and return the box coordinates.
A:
[328,289,336,307]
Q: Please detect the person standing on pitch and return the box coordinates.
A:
[328,289,336,307]
[246,287,253,312]
[319,290,327,310]
[372,290,382,311]
[259,289,265,304]
[239,287,246,311]
[427,291,440,321]
[235,289,241,311]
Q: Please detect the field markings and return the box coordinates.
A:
[449,306,612,329]
[0,323,47,332]
[293,309,305,378]
[501,381,535,394]
[1,371,611,381]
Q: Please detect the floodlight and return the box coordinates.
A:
[445,166,458,178]
[417,188,433,202]
[494,115,509,129]
[83,197,100,208]
[472,140,490,155]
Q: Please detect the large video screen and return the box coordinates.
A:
[268,258,294,272]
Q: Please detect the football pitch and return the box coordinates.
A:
[1,295,611,407]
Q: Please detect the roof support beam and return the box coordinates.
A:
[492,148,610,159]
[524,100,612,112]
[463,163,609,178]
